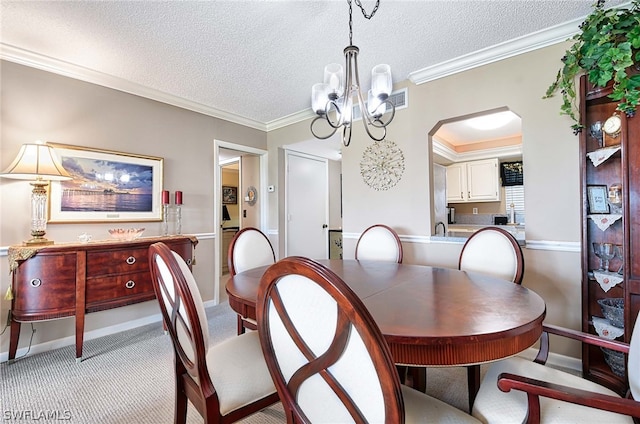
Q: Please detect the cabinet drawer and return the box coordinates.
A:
[86,271,153,305]
[12,253,76,317]
[87,247,149,277]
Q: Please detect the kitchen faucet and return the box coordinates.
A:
[435,221,446,235]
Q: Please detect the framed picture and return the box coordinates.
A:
[222,186,237,204]
[48,143,164,223]
[587,185,610,214]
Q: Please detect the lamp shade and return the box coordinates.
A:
[1,142,71,181]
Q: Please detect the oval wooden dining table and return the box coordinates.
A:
[226,259,546,409]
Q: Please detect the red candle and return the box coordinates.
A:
[162,190,170,205]
[175,191,183,205]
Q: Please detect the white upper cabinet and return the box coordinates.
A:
[446,158,500,203]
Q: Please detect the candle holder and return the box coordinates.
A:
[162,204,170,236]
[175,204,182,235]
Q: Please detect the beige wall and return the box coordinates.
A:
[0,61,267,357]
[2,40,585,360]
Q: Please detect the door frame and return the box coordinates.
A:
[213,139,268,304]
[284,148,329,258]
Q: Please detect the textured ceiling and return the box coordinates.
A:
[0,0,629,128]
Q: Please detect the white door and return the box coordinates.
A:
[286,151,328,259]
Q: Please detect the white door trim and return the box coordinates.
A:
[213,139,268,305]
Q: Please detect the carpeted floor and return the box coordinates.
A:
[1,302,476,423]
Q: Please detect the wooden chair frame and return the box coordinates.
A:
[257,256,405,423]
[149,242,278,423]
[495,323,640,423]
[355,224,404,263]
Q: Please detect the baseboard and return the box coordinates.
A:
[0,299,218,363]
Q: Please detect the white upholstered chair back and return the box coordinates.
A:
[257,256,404,423]
[458,227,524,284]
[228,227,276,276]
[355,224,403,263]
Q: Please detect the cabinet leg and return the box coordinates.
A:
[75,315,85,361]
[9,319,21,360]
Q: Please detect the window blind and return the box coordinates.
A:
[505,186,525,213]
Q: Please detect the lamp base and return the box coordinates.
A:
[24,237,54,246]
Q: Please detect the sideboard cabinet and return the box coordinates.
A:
[579,74,639,394]
[8,235,197,361]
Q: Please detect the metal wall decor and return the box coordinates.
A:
[360,139,405,191]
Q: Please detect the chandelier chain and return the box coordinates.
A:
[348,0,381,45]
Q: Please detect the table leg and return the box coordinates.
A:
[9,319,21,360]
[467,364,481,413]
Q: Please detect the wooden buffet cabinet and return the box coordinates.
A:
[7,235,197,361]
[579,73,639,394]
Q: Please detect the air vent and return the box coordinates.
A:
[352,87,408,121]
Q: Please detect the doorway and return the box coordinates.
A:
[214,140,267,304]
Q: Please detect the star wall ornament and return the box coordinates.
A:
[359,139,405,191]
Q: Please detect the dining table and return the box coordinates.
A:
[225,259,546,410]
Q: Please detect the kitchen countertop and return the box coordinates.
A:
[431,224,526,246]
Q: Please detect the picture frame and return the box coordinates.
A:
[48,143,164,223]
[222,186,238,204]
[587,184,610,214]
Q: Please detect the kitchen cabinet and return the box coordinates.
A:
[446,158,500,203]
[579,74,639,395]
[7,235,197,361]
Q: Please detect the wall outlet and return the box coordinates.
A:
[473,208,478,214]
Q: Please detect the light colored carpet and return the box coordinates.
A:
[0,302,477,423]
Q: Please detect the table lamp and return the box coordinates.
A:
[1,141,72,245]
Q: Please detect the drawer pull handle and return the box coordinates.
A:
[186,258,192,266]
[126,256,136,265]
[125,280,135,289]
[30,278,42,288]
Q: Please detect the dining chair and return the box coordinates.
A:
[148,242,279,424]
[228,227,276,334]
[256,256,480,423]
[458,226,525,412]
[458,226,524,284]
[355,224,403,263]
[472,315,640,423]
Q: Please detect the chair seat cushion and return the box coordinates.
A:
[472,356,634,423]
[207,331,277,416]
[402,385,481,423]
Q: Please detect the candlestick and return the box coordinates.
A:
[175,191,183,205]
[162,204,170,235]
[162,190,170,205]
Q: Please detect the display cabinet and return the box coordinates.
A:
[580,74,639,395]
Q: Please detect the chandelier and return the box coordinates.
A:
[310,0,395,147]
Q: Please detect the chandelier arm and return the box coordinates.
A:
[342,121,353,147]
[368,99,396,128]
[325,99,347,129]
[310,116,339,140]
[361,118,387,142]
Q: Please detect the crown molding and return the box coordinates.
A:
[408,18,579,85]
[0,15,584,130]
[433,140,522,163]
[0,43,266,131]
